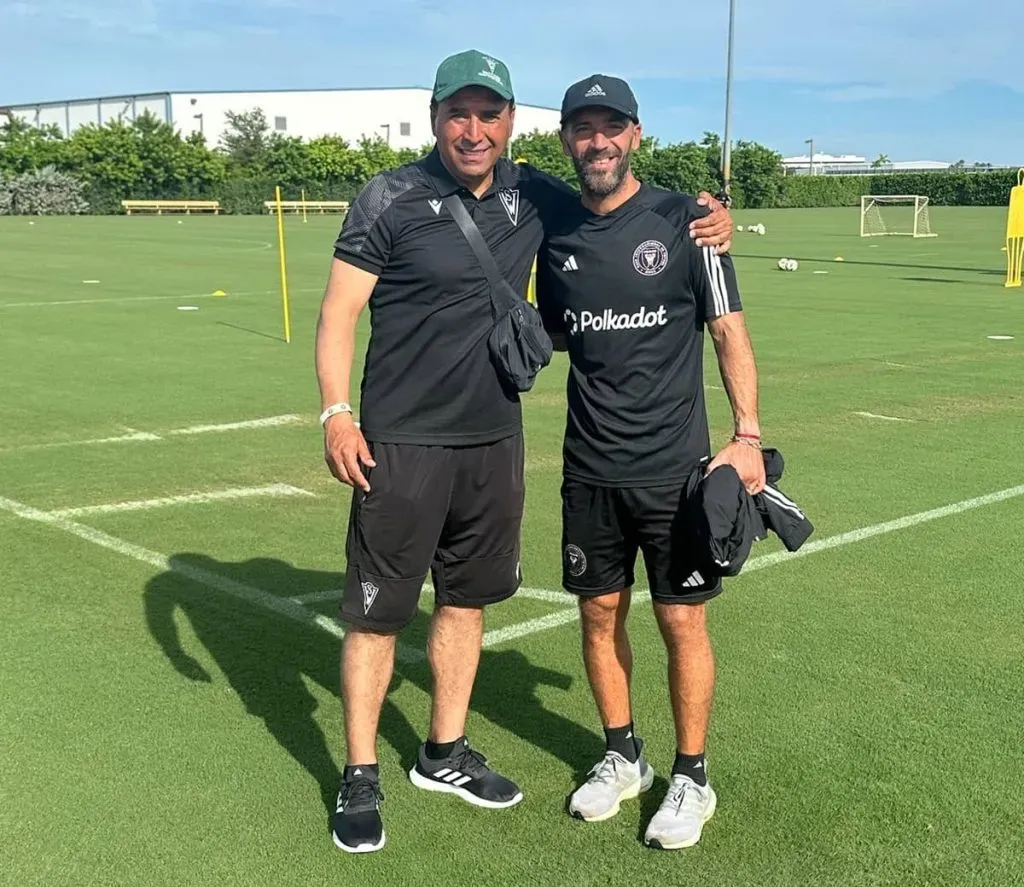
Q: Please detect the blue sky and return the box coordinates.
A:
[2,0,1022,164]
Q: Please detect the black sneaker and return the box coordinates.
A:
[408,737,523,809]
[332,766,385,854]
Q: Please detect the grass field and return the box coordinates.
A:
[2,205,1023,887]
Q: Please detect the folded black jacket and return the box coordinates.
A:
[680,448,814,578]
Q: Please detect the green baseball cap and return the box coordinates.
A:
[432,49,514,103]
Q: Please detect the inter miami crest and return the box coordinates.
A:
[632,239,669,276]
[499,188,520,226]
[564,544,587,578]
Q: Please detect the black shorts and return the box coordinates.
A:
[561,478,722,605]
[342,433,524,632]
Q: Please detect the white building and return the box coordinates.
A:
[781,152,953,175]
[1,88,562,150]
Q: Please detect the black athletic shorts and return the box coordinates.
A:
[560,478,722,605]
[341,433,524,632]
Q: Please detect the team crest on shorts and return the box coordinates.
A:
[632,239,668,276]
[361,580,379,614]
[565,544,587,578]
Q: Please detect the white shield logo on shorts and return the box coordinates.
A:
[361,580,380,614]
[565,544,587,578]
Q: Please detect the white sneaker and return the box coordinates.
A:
[569,744,655,822]
[644,774,717,849]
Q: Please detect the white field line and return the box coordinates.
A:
[0,293,229,309]
[0,286,326,310]
[0,494,423,664]
[853,411,914,422]
[166,415,305,435]
[8,484,1023,658]
[7,431,163,452]
[290,584,572,606]
[45,484,314,519]
[1,415,309,454]
[516,586,575,604]
[479,483,1024,648]
[291,588,344,605]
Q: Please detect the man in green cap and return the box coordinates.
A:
[316,48,735,854]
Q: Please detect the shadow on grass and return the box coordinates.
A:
[143,553,599,835]
[215,320,287,342]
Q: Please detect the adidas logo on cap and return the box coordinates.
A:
[584,83,606,97]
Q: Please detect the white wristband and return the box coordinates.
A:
[319,402,353,426]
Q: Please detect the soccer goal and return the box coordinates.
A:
[860,195,937,238]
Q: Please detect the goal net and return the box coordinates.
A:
[860,195,937,238]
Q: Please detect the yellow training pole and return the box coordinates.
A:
[301,187,308,224]
[275,185,292,343]
[1006,168,1024,288]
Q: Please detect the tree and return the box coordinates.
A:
[645,141,717,195]
[700,131,723,187]
[508,129,576,185]
[264,134,314,192]
[871,153,890,169]
[220,109,270,171]
[0,117,65,175]
[730,140,784,208]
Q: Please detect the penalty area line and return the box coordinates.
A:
[479,482,1024,648]
[0,494,423,663]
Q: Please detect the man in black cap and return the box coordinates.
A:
[316,52,736,854]
[535,74,765,850]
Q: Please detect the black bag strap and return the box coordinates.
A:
[441,194,503,319]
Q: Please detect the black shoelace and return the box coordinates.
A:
[341,777,384,814]
[448,743,490,779]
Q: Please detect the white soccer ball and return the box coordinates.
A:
[778,258,788,270]
[757,223,766,236]
[737,225,745,232]
[787,259,799,271]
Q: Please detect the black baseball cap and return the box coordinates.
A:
[560,74,639,125]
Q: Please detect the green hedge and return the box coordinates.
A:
[3,112,1019,213]
[781,170,1018,208]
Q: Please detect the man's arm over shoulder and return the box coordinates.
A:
[512,160,578,228]
[653,189,734,254]
[656,192,742,320]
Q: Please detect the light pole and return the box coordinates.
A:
[721,0,737,203]
[805,137,814,176]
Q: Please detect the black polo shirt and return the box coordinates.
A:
[536,183,744,486]
[334,148,574,446]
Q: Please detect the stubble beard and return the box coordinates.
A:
[574,146,633,200]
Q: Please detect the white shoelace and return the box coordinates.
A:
[664,776,704,813]
[588,752,628,786]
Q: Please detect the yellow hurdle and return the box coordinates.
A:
[1006,168,1024,288]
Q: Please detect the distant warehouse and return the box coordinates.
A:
[0,87,562,148]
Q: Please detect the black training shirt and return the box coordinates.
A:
[536,183,743,486]
[334,148,574,446]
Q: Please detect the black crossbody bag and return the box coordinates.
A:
[442,194,553,393]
